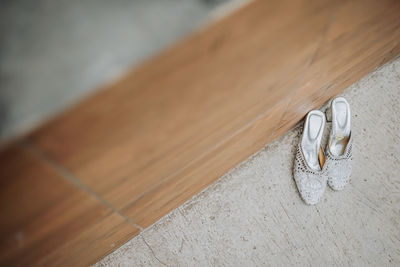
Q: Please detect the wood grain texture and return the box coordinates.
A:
[122,98,290,227]
[271,0,400,139]
[0,146,139,266]
[29,0,338,221]
[37,213,137,266]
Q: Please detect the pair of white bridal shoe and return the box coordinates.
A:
[294,96,353,205]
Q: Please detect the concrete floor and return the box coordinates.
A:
[95,57,400,266]
[0,0,231,141]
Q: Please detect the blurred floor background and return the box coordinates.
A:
[0,0,233,142]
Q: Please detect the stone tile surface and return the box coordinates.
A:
[94,235,163,267]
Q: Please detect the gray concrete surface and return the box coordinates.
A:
[0,0,230,141]
[96,58,400,266]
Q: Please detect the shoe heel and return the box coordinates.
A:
[325,101,332,122]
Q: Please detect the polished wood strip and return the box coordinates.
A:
[121,98,290,227]
[271,0,400,139]
[29,0,338,217]
[0,146,139,266]
[38,213,136,266]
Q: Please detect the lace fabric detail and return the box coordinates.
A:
[293,124,354,202]
[293,144,327,205]
[325,135,354,190]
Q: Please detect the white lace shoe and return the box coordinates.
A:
[294,110,327,205]
[325,97,353,191]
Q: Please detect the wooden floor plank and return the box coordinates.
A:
[29,0,338,220]
[121,98,290,227]
[0,146,139,266]
[271,0,400,138]
[37,213,136,267]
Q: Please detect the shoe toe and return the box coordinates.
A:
[328,175,349,191]
[296,176,326,205]
[327,161,352,191]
